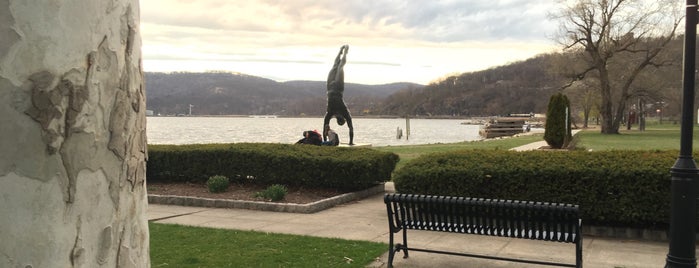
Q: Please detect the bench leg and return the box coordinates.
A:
[402,227,409,258]
[576,237,583,268]
[388,231,396,267]
[388,229,410,267]
[387,243,409,268]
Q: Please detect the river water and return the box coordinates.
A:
[146,117,483,146]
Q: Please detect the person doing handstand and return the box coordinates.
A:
[323,45,354,145]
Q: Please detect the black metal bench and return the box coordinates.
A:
[384,193,582,267]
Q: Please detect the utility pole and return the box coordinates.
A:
[666,1,698,267]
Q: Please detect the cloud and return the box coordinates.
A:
[139,0,560,84]
[141,0,556,43]
[250,0,557,42]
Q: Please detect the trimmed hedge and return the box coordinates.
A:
[393,149,675,229]
[147,143,399,191]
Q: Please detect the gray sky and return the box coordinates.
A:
[140,0,560,85]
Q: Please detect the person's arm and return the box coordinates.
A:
[322,113,332,141]
[346,117,354,145]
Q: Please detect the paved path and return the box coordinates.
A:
[510,129,581,151]
[148,181,685,267]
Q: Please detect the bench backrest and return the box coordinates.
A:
[385,193,581,243]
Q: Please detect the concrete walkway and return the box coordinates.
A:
[148,182,686,267]
[510,129,581,151]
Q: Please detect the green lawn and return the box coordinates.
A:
[576,124,699,151]
[376,124,699,169]
[375,134,544,170]
[149,223,387,268]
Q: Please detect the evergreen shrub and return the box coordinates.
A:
[255,184,288,202]
[206,175,230,193]
[393,149,675,229]
[544,93,572,149]
[147,143,399,191]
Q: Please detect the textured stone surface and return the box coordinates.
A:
[0,0,20,62]
[0,1,149,267]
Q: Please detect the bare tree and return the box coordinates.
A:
[552,0,682,134]
[564,79,601,128]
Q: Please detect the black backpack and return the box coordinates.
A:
[296,130,322,145]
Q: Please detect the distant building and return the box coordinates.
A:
[146,110,154,116]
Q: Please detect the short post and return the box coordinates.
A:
[405,115,410,140]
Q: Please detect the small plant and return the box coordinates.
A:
[206,175,230,193]
[255,184,288,202]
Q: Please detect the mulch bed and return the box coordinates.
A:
[146,182,348,204]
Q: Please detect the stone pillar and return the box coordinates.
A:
[0,1,149,267]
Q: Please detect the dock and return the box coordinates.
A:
[479,117,526,139]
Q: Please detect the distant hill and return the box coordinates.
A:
[145,72,422,116]
[378,54,567,117]
[378,37,685,118]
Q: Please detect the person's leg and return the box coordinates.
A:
[327,46,345,85]
[335,46,347,83]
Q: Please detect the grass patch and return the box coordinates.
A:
[576,124,699,151]
[375,134,544,170]
[376,124,699,169]
[149,223,386,268]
